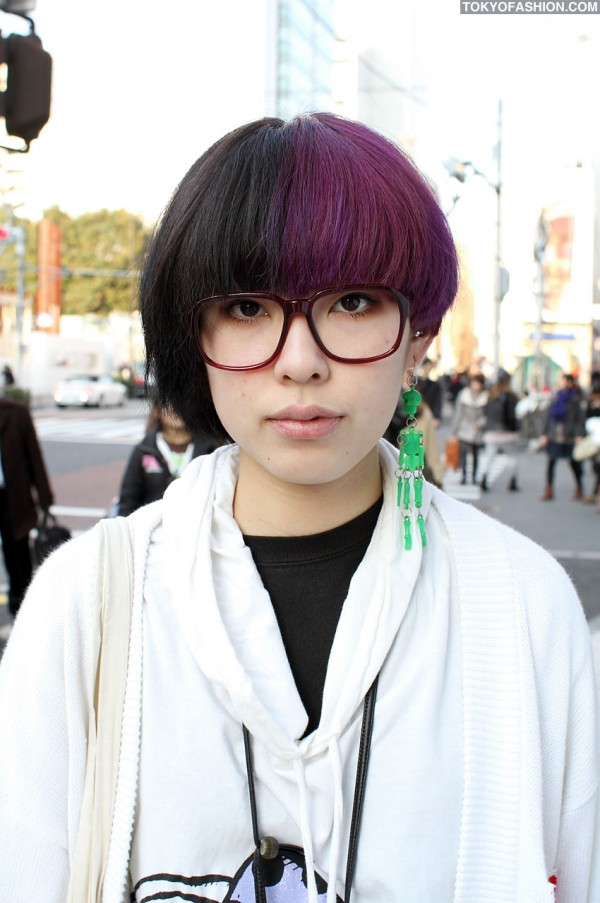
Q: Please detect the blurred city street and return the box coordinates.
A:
[444,437,599,620]
[0,399,148,647]
[0,407,598,684]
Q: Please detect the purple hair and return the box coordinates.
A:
[267,114,458,335]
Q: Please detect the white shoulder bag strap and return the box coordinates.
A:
[67,517,134,903]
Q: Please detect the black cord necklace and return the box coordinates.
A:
[243,675,378,903]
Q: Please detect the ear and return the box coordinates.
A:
[407,332,435,370]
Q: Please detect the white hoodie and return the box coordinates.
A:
[0,441,597,903]
[128,441,460,903]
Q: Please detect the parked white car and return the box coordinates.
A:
[53,374,127,408]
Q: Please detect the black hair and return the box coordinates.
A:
[141,117,287,441]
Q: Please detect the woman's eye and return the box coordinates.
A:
[230,300,263,319]
[333,293,370,314]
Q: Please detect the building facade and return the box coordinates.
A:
[275,0,337,119]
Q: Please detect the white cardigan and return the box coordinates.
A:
[0,442,597,903]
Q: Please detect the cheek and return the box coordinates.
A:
[207,372,255,437]
[356,359,405,426]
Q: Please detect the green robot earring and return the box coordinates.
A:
[396,371,426,551]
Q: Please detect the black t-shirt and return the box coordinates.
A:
[244,496,383,735]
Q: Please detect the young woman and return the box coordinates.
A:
[0,114,597,903]
[479,368,521,493]
[117,406,217,516]
[450,372,488,485]
[540,372,586,500]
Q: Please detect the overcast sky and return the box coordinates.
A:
[0,0,595,226]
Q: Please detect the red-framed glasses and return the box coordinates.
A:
[191,285,410,371]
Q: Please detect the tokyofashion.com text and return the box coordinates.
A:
[461,0,599,12]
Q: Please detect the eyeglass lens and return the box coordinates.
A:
[197,288,403,368]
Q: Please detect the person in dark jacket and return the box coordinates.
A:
[2,365,15,390]
[539,372,585,500]
[580,381,600,506]
[479,369,521,492]
[118,407,218,516]
[0,398,53,636]
[418,357,443,425]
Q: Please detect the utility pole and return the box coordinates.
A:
[444,99,509,378]
[533,212,548,392]
[14,221,25,377]
[0,203,25,379]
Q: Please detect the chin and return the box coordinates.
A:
[267,454,346,487]
[247,440,378,489]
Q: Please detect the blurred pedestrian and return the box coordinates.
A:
[0,113,597,902]
[0,397,53,640]
[416,398,444,486]
[539,372,585,501]
[118,406,219,516]
[417,357,443,426]
[447,369,468,406]
[479,369,521,492]
[2,364,15,390]
[579,382,600,506]
[450,372,488,485]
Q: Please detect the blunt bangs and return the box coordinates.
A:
[141,113,458,440]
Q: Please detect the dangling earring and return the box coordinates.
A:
[396,370,427,551]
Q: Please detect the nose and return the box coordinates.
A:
[272,312,330,383]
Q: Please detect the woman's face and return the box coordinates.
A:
[160,410,187,431]
[206,308,430,491]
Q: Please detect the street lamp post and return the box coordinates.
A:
[533,212,548,392]
[492,100,503,377]
[444,100,508,377]
[0,205,26,381]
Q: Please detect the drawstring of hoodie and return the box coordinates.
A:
[242,674,378,903]
[293,757,320,903]
[326,739,344,903]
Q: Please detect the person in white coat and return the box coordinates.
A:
[0,114,597,903]
[450,372,488,485]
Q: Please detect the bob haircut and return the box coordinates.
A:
[141,113,459,441]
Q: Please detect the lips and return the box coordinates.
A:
[270,405,341,421]
[268,405,343,439]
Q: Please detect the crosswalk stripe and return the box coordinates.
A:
[34,416,146,444]
[52,506,107,518]
[443,456,509,500]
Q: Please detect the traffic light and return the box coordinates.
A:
[0,31,51,146]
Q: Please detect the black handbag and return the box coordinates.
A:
[33,511,72,566]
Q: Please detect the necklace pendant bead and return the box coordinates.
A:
[259,836,280,860]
